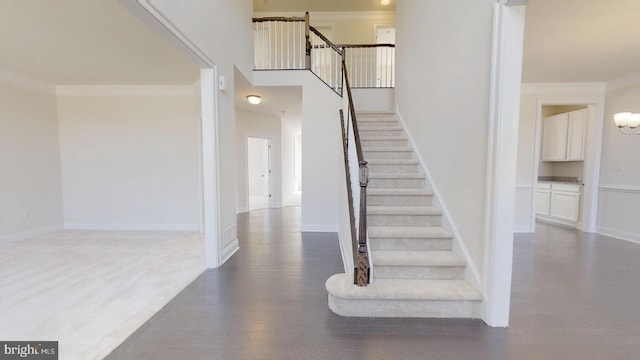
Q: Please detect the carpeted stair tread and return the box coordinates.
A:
[369,226,452,239]
[366,159,419,165]
[363,147,413,152]
[368,206,442,216]
[368,188,433,196]
[369,173,425,179]
[326,273,482,301]
[372,250,466,267]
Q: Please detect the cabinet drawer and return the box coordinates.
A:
[537,182,552,190]
[551,183,581,192]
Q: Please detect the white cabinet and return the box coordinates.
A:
[541,109,587,162]
[541,113,568,161]
[566,110,587,160]
[536,183,551,216]
[536,182,581,226]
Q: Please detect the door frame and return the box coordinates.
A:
[530,97,605,233]
[247,136,272,210]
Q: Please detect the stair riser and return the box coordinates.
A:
[370,238,452,251]
[360,129,405,137]
[364,151,414,160]
[328,295,481,318]
[368,195,432,206]
[358,121,400,128]
[367,163,420,173]
[369,178,425,189]
[368,214,441,226]
[374,265,464,280]
[362,139,409,148]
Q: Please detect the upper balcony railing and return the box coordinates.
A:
[252,13,378,286]
[252,13,395,91]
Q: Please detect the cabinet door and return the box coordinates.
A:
[541,113,569,161]
[566,109,587,161]
[536,190,551,216]
[550,191,580,222]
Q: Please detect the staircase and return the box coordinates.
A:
[326,112,482,318]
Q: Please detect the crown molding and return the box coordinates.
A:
[606,71,640,92]
[253,11,395,21]
[0,69,56,94]
[521,82,606,95]
[56,84,198,97]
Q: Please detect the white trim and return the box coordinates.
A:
[200,68,222,269]
[516,184,532,189]
[301,225,339,232]
[521,82,606,95]
[598,227,640,246]
[528,99,605,234]
[481,3,526,328]
[0,225,63,245]
[221,238,240,264]
[599,184,640,193]
[253,11,396,22]
[56,85,198,97]
[64,223,200,231]
[122,0,215,67]
[395,109,482,290]
[534,216,577,229]
[0,69,55,94]
[606,71,640,92]
[237,207,249,214]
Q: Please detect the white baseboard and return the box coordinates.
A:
[64,223,200,231]
[597,226,640,245]
[220,238,240,265]
[535,216,578,229]
[0,224,64,244]
[301,225,339,232]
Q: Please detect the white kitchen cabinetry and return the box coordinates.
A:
[541,109,587,161]
[566,110,587,160]
[535,182,551,216]
[536,182,581,227]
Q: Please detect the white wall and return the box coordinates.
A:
[395,0,495,278]
[598,83,640,242]
[253,70,343,232]
[515,85,605,233]
[56,90,201,230]
[146,0,254,259]
[281,114,302,207]
[236,109,282,212]
[0,83,63,241]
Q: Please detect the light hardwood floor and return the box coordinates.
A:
[0,230,205,360]
[106,208,640,360]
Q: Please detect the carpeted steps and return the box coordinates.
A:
[327,111,482,318]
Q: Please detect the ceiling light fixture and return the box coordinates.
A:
[614,112,640,135]
[380,0,391,5]
[247,95,262,105]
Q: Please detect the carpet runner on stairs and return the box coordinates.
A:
[326,111,482,318]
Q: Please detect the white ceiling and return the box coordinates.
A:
[3,1,637,87]
[0,0,199,85]
[523,0,640,83]
[254,0,395,13]
[234,69,302,121]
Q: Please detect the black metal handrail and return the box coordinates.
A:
[342,59,370,286]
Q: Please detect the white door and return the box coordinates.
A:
[248,137,271,210]
[376,26,395,87]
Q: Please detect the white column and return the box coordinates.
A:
[482,1,527,327]
[201,68,221,268]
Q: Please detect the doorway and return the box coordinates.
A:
[248,137,271,210]
[375,25,395,87]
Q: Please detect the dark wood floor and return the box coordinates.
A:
[106,208,640,360]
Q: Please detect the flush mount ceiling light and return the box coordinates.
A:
[380,0,391,5]
[246,95,262,105]
[614,112,640,135]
